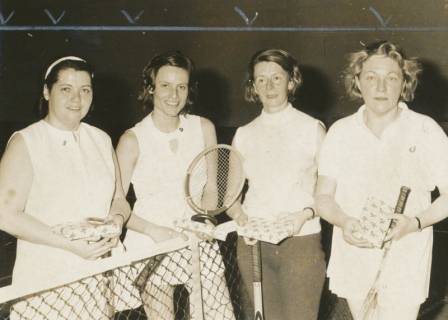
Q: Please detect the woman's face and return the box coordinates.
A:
[44,68,93,130]
[152,65,189,118]
[253,61,293,111]
[356,55,404,116]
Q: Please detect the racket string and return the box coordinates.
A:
[188,147,244,214]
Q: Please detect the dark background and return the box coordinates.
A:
[1,1,448,318]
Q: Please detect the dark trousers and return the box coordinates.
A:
[237,234,326,320]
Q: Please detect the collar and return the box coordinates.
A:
[260,103,295,126]
[355,101,409,125]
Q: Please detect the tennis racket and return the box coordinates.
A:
[185,144,246,225]
[184,144,245,319]
[252,241,264,320]
[360,186,411,320]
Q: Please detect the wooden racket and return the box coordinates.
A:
[252,241,264,320]
[185,144,246,225]
[360,186,411,320]
[184,144,245,319]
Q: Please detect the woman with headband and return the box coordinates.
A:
[0,56,130,319]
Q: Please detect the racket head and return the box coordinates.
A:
[185,144,245,219]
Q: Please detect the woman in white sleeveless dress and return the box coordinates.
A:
[0,57,130,320]
[116,51,234,319]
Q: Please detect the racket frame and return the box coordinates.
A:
[252,241,264,320]
[184,144,246,223]
[183,144,245,320]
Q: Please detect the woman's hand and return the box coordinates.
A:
[278,210,309,234]
[190,219,217,242]
[231,210,249,226]
[383,214,419,242]
[66,237,115,260]
[145,224,188,243]
[341,217,373,248]
[104,214,125,247]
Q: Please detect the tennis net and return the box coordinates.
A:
[0,234,243,320]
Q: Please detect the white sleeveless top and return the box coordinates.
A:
[124,114,204,250]
[233,104,323,236]
[12,120,115,288]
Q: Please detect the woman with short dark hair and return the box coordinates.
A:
[228,48,326,320]
[116,50,234,319]
[0,56,129,319]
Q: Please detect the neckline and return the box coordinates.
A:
[41,120,82,145]
[148,113,184,139]
[260,103,294,125]
[41,119,82,135]
[356,102,408,141]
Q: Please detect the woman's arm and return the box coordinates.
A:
[200,117,217,148]
[105,150,132,246]
[107,150,131,222]
[226,129,248,226]
[316,175,372,248]
[386,191,448,241]
[0,134,112,259]
[115,130,142,234]
[115,130,139,195]
[283,121,328,233]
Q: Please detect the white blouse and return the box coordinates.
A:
[319,102,448,304]
[233,103,323,236]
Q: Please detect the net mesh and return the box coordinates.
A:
[0,236,243,320]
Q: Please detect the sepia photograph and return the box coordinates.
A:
[0,1,448,319]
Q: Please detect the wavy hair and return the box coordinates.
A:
[244,49,302,104]
[138,51,197,115]
[344,41,421,102]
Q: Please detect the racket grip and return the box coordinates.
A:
[191,213,218,226]
[394,186,411,214]
[381,186,411,249]
[252,242,262,282]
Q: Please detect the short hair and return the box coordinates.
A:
[138,51,197,115]
[39,57,94,118]
[344,41,422,102]
[244,49,302,104]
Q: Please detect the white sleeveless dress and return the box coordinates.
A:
[120,114,234,319]
[10,120,115,320]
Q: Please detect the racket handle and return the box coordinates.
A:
[251,242,262,283]
[252,242,264,320]
[394,186,411,214]
[381,186,411,249]
[191,214,218,226]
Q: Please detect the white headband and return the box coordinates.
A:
[44,56,86,80]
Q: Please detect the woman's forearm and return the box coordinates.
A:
[0,210,72,251]
[127,213,165,235]
[108,196,131,224]
[418,193,448,229]
[315,194,350,228]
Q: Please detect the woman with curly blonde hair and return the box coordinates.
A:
[316,41,448,320]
